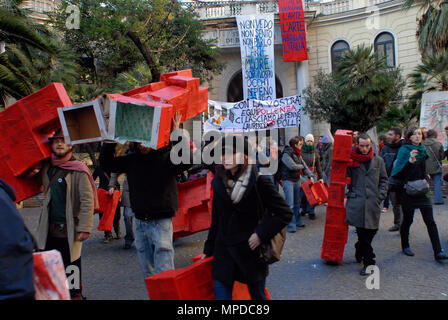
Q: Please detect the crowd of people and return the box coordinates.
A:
[1,120,448,300]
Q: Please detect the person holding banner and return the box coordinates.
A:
[278,136,313,233]
[35,129,97,300]
[203,135,292,300]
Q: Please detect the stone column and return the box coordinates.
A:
[297,60,312,137]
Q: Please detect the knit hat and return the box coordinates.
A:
[305,134,314,143]
[321,135,331,144]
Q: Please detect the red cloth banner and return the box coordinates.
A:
[278,0,308,62]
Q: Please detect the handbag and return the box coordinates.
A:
[254,176,286,265]
[404,179,430,196]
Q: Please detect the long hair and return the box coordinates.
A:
[404,126,422,144]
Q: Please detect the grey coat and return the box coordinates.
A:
[321,143,333,177]
[423,138,444,175]
[345,155,388,230]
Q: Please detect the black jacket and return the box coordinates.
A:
[0,179,35,300]
[380,140,403,175]
[99,143,192,221]
[203,166,292,286]
[278,146,306,182]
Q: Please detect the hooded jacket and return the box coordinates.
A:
[0,179,35,300]
[380,139,403,175]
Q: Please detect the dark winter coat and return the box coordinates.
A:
[99,143,192,221]
[278,146,312,183]
[0,179,35,300]
[203,166,292,286]
[321,143,333,178]
[380,140,403,176]
[423,138,444,175]
[301,147,322,180]
[345,155,388,230]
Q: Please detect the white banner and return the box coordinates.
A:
[236,14,276,101]
[420,91,448,150]
[203,95,301,133]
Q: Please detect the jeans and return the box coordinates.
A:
[123,207,135,245]
[134,217,174,279]
[400,206,442,255]
[355,228,378,267]
[300,188,315,215]
[213,279,267,300]
[282,180,302,230]
[431,173,444,204]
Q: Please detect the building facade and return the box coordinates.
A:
[190,0,422,143]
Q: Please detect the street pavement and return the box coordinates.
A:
[20,198,448,300]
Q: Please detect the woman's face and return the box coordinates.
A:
[295,140,304,149]
[305,140,313,146]
[410,129,422,145]
[222,151,244,170]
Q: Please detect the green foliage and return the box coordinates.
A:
[303,45,405,133]
[51,0,223,89]
[403,0,448,55]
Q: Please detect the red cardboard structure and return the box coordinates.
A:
[0,83,72,202]
[145,255,271,300]
[145,256,215,300]
[173,172,213,239]
[123,69,208,127]
[321,129,353,263]
[302,180,329,206]
[96,189,121,231]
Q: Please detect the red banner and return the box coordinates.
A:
[278,0,308,62]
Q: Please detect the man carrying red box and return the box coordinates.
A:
[345,133,388,276]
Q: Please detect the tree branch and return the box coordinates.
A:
[126,30,161,81]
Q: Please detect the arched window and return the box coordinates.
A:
[374,32,395,67]
[331,40,350,72]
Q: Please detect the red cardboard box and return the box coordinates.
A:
[323,224,348,243]
[321,240,345,263]
[96,189,121,231]
[325,206,347,225]
[332,130,353,162]
[327,183,346,208]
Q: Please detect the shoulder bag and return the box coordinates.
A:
[254,176,286,265]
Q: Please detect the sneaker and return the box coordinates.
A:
[388,226,399,232]
[297,224,306,228]
[103,236,112,244]
[359,266,369,276]
[403,248,415,256]
[435,252,448,261]
[434,202,444,205]
[123,243,132,250]
[114,232,122,240]
[286,225,296,233]
[308,214,316,220]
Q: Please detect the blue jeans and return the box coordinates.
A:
[134,217,174,279]
[123,207,135,245]
[282,180,302,230]
[300,188,315,215]
[431,173,444,204]
[213,279,267,300]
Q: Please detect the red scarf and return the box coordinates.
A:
[51,152,99,209]
[292,146,302,157]
[351,147,374,168]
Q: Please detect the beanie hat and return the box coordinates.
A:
[305,134,314,143]
[321,135,331,144]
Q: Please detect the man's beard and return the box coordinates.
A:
[53,148,72,158]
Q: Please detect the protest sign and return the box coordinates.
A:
[203,95,302,133]
[420,91,448,149]
[236,14,276,101]
[278,0,308,62]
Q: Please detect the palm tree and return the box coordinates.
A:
[403,0,448,55]
[404,51,448,120]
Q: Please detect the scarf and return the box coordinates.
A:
[390,143,429,177]
[217,164,252,205]
[51,152,99,210]
[303,144,315,153]
[351,147,374,168]
[292,146,302,157]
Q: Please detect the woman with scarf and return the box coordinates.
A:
[345,133,388,276]
[203,135,292,300]
[390,127,448,261]
[278,136,313,232]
